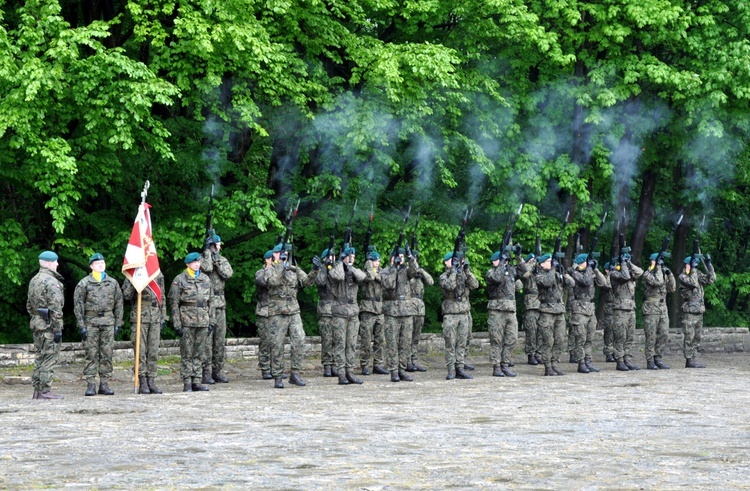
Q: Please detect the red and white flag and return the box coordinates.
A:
[122,202,162,304]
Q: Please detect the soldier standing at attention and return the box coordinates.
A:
[678,254,716,368]
[568,254,610,373]
[314,249,338,378]
[601,262,616,363]
[169,252,215,392]
[255,250,274,379]
[122,273,167,394]
[609,254,644,371]
[407,249,434,372]
[486,250,524,377]
[75,253,123,396]
[27,251,65,400]
[520,253,542,365]
[200,234,233,384]
[535,253,574,376]
[359,249,388,375]
[440,252,479,380]
[641,253,676,369]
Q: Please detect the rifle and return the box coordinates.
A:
[327,218,339,262]
[392,206,412,264]
[452,208,472,266]
[586,211,608,264]
[688,215,705,273]
[280,198,300,261]
[364,204,375,258]
[553,210,570,270]
[342,199,358,254]
[615,207,631,263]
[500,204,524,260]
[205,184,215,249]
[410,211,420,253]
[655,213,683,266]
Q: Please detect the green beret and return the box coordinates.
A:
[89,253,105,264]
[343,246,356,256]
[490,251,502,262]
[574,253,588,265]
[538,253,552,263]
[392,247,405,256]
[525,253,535,262]
[603,262,610,269]
[263,250,273,259]
[650,253,659,261]
[185,252,201,263]
[443,252,454,262]
[368,251,381,260]
[321,249,329,257]
[39,251,58,261]
[272,243,283,253]
[213,234,221,244]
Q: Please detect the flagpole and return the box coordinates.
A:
[134,292,142,394]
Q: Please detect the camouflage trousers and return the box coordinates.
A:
[442,313,469,369]
[682,312,704,359]
[130,321,161,377]
[319,315,334,369]
[643,312,669,361]
[332,315,359,371]
[523,309,541,356]
[83,324,114,383]
[410,315,425,365]
[538,312,566,366]
[569,312,597,363]
[601,304,614,357]
[359,312,385,367]
[256,316,270,373]
[269,313,305,378]
[612,309,636,361]
[203,307,227,373]
[488,310,517,365]
[180,326,208,382]
[32,330,60,391]
[384,315,413,372]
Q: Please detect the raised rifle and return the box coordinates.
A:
[688,215,705,273]
[342,199,358,254]
[280,198,300,262]
[586,211,608,264]
[364,204,375,258]
[392,205,412,264]
[553,210,570,271]
[205,184,215,249]
[410,211,420,254]
[452,208,472,266]
[500,204,524,260]
[655,213,683,266]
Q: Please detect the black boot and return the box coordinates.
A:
[544,365,557,376]
[289,372,307,386]
[624,359,640,371]
[373,365,389,375]
[38,390,63,400]
[274,377,284,389]
[147,377,163,394]
[405,363,417,372]
[616,360,630,371]
[330,367,340,377]
[446,368,456,380]
[535,354,543,365]
[391,371,401,382]
[346,370,363,385]
[85,382,96,396]
[412,362,427,372]
[361,365,371,376]
[492,364,504,377]
[455,367,473,379]
[647,359,658,370]
[262,371,273,380]
[527,354,539,366]
[398,370,413,382]
[323,366,332,377]
[338,372,349,385]
[98,381,114,395]
[577,361,590,374]
[606,353,616,363]
[551,364,566,376]
[212,371,228,383]
[569,353,576,364]
[685,357,705,368]
[501,364,517,377]
[183,382,193,392]
[654,357,670,369]
[585,358,600,373]
[464,363,475,371]
[139,375,151,394]
[191,381,209,391]
[202,368,215,385]
[32,390,40,400]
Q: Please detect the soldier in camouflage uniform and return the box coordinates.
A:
[313,248,338,378]
[535,253,574,376]
[200,234,233,384]
[520,253,542,365]
[359,250,388,375]
[255,250,274,379]
[27,251,65,400]
[407,250,434,372]
[641,253,676,369]
[568,254,610,373]
[75,253,124,396]
[265,244,313,388]
[122,273,167,394]
[380,248,419,382]
[329,246,367,385]
[678,254,716,368]
[609,254,644,371]
[486,250,524,377]
[601,262,616,362]
[169,252,215,392]
[440,251,479,380]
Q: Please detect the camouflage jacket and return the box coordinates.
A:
[264,262,310,316]
[314,265,334,317]
[359,260,383,315]
[609,261,644,311]
[255,267,270,318]
[122,274,167,325]
[200,250,233,309]
[169,270,215,329]
[678,263,716,314]
[535,268,574,314]
[409,267,434,316]
[329,260,366,318]
[519,258,540,310]
[486,265,522,312]
[642,266,676,315]
[380,259,419,317]
[440,265,479,315]
[569,266,610,315]
[74,274,124,329]
[26,267,65,334]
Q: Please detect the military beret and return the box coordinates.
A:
[321,248,329,257]
[184,252,201,263]
[272,243,283,253]
[574,253,588,265]
[368,251,381,261]
[621,253,631,261]
[538,253,552,263]
[684,256,699,264]
[213,234,221,244]
[603,262,610,269]
[525,252,535,262]
[650,253,659,261]
[490,251,502,262]
[443,252,454,262]
[39,251,58,261]
[263,250,273,259]
[89,253,105,264]
[392,247,405,255]
[343,246,356,256]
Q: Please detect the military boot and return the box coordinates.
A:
[289,372,307,386]
[262,371,273,380]
[361,365,371,376]
[191,379,209,391]
[139,375,151,394]
[98,381,114,395]
[647,359,658,370]
[544,365,557,376]
[330,367,340,377]
[585,357,600,373]
[212,371,228,383]
[346,370,363,385]
[654,357,670,369]
[535,354,543,365]
[446,368,456,380]
[501,364,517,377]
[274,377,284,389]
[527,354,539,366]
[463,362,475,371]
[616,359,630,371]
[577,361,590,374]
[390,371,401,382]
[569,353,576,364]
[147,378,163,394]
[202,367,215,385]
[373,365,389,375]
[85,382,96,396]
[412,362,427,372]
[338,372,349,385]
[32,390,40,400]
[551,364,566,376]
[38,390,63,400]
[605,353,616,363]
[183,381,193,392]
[685,357,705,368]
[624,359,641,371]
[323,365,332,377]
[398,370,413,382]
[455,367,473,379]
[405,363,417,372]
[492,364,504,377]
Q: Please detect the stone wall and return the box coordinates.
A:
[2,327,748,368]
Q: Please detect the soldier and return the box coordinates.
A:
[200,234,233,384]
[359,249,388,375]
[440,251,479,380]
[27,251,65,400]
[255,250,274,379]
[486,250,523,377]
[535,253,574,376]
[520,253,542,365]
[601,262,616,362]
[313,248,337,378]
[329,246,367,385]
[265,243,311,388]
[407,249,434,372]
[169,252,215,392]
[641,253,676,369]
[609,253,644,371]
[678,254,716,368]
[380,247,419,382]
[122,273,167,394]
[568,254,610,373]
[75,253,123,396]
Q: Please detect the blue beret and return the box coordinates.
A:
[39,251,58,261]
[263,250,273,259]
[213,234,221,244]
[185,252,201,263]
[525,253,535,262]
[538,253,552,263]
[621,253,631,261]
[650,253,659,261]
[344,246,356,256]
[272,243,283,253]
[321,248,329,257]
[392,247,405,256]
[490,251,502,262]
[368,251,381,260]
[574,253,588,265]
[89,253,105,264]
[684,255,703,264]
[603,262,610,269]
[443,252,454,262]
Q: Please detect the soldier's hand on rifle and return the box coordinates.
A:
[279,250,288,262]
[175,326,184,338]
[79,327,88,342]
[705,253,712,266]
[394,255,402,267]
[53,331,62,344]
[588,259,598,270]
[312,255,321,270]
[204,235,215,250]
[663,267,671,275]
[463,261,470,272]
[514,244,522,257]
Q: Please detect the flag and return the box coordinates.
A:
[122,202,162,304]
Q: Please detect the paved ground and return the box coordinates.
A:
[2,352,749,490]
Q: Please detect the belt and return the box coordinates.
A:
[645,298,664,303]
[489,295,514,301]
[385,294,411,301]
[181,301,206,307]
[361,297,381,302]
[413,294,423,299]
[269,296,292,301]
[84,311,107,317]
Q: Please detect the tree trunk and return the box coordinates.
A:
[631,170,656,264]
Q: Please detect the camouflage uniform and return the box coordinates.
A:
[409,267,434,367]
[486,263,522,367]
[330,259,366,374]
[27,266,65,394]
[313,264,336,373]
[200,248,233,378]
[600,267,615,359]
[169,270,215,384]
[122,275,166,379]
[535,266,574,371]
[74,273,124,385]
[381,258,419,374]
[568,264,610,364]
[440,263,479,371]
[255,266,271,375]
[609,259,644,365]
[678,261,716,361]
[359,259,385,370]
[520,258,542,361]
[641,264,676,364]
